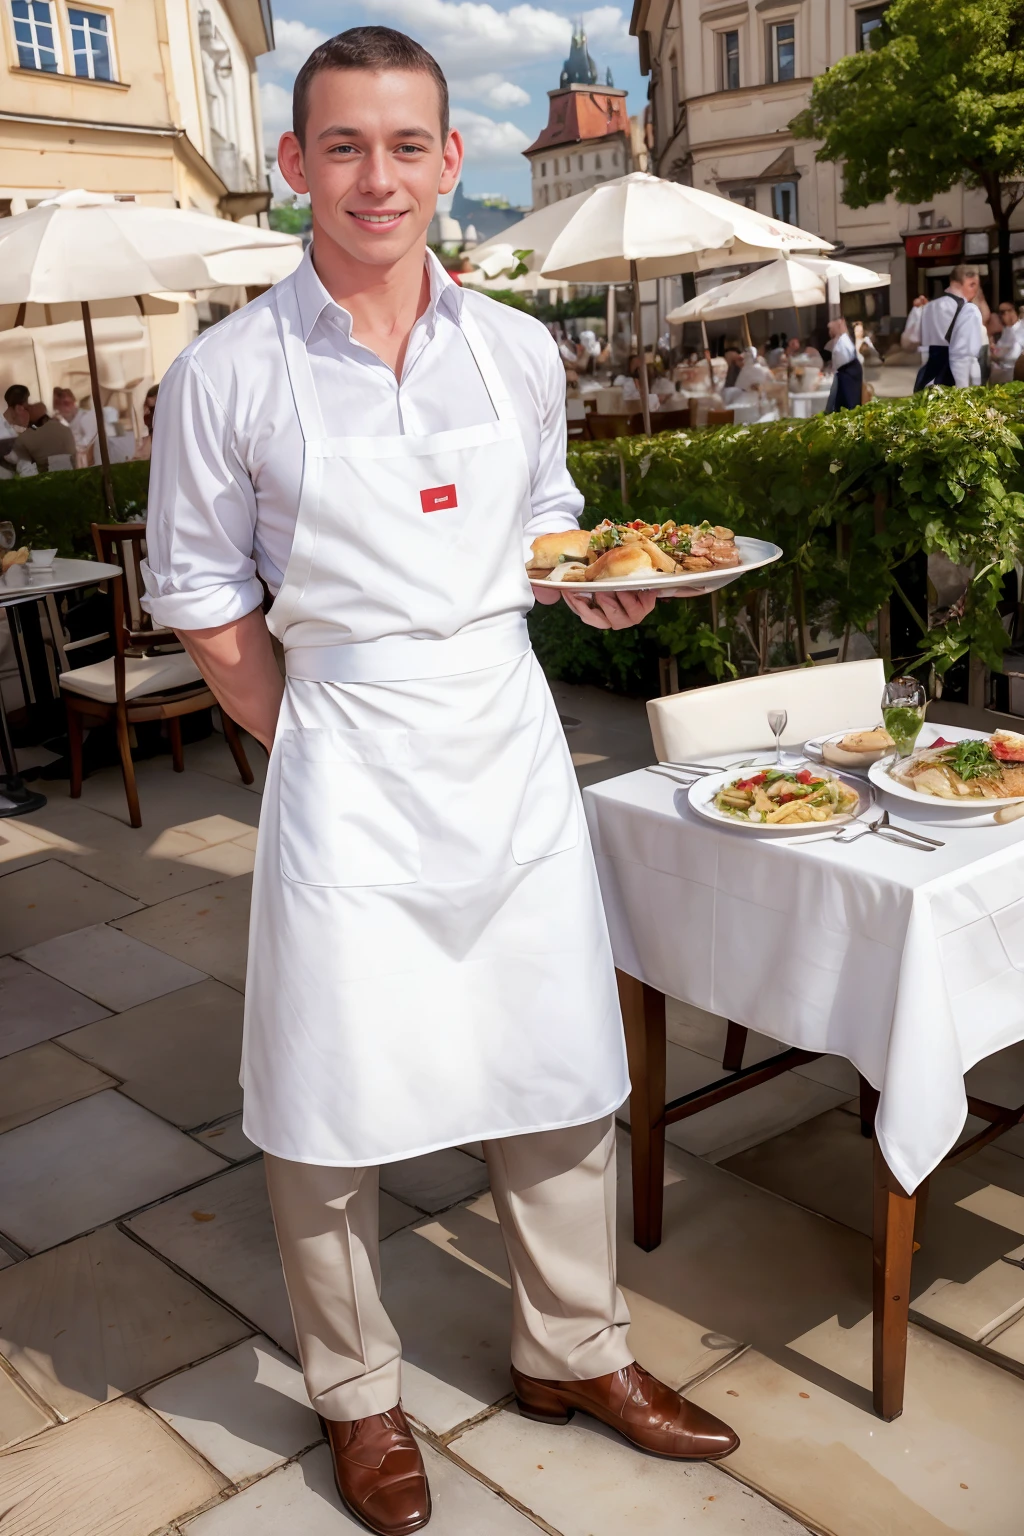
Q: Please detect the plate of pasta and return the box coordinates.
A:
[688,764,864,833]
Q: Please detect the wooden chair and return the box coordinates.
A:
[706,408,735,427]
[59,523,253,828]
[586,414,633,440]
[566,416,592,441]
[647,408,690,434]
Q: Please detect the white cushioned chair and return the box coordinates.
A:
[646,657,886,763]
[59,522,253,827]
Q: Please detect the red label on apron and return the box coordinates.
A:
[420,483,458,513]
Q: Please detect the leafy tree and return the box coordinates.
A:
[791,0,1024,300]
[268,202,312,236]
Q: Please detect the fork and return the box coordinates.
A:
[834,809,941,850]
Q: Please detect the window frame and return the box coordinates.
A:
[10,0,63,73]
[772,180,798,225]
[854,2,889,52]
[719,28,740,91]
[767,19,796,83]
[66,3,115,82]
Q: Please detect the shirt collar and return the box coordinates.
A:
[293,242,465,344]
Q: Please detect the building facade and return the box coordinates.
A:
[0,0,273,387]
[629,0,1014,322]
[524,25,636,209]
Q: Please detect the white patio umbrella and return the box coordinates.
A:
[666,254,890,325]
[474,174,831,433]
[0,190,301,510]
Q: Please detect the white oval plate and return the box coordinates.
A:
[804,728,886,763]
[868,751,1024,810]
[530,535,782,597]
[688,766,865,834]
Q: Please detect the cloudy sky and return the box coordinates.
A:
[258,3,644,205]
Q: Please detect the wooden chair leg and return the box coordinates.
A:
[859,1074,880,1139]
[221,712,255,785]
[168,717,184,773]
[617,969,666,1252]
[872,1135,916,1421]
[66,705,84,799]
[115,705,142,828]
[913,1175,930,1250]
[723,1021,747,1072]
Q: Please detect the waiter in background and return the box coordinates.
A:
[824,317,862,412]
[142,26,737,1536]
[914,265,984,390]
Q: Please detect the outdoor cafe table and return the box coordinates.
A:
[583,749,1024,1419]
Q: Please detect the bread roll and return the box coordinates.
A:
[529,529,591,571]
[585,545,654,581]
[840,728,892,753]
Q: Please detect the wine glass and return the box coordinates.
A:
[881,676,926,758]
[0,522,14,553]
[767,707,788,767]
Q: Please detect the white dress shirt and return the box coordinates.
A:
[990,321,1023,384]
[828,332,857,368]
[66,407,97,453]
[920,292,984,363]
[143,247,583,632]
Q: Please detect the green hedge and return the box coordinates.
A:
[0,461,150,556]
[531,384,1024,693]
[5,390,1023,697]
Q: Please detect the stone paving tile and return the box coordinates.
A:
[0,1041,114,1134]
[193,1114,259,1162]
[0,1369,53,1451]
[127,1161,420,1355]
[71,754,261,831]
[60,978,244,1129]
[113,877,252,993]
[0,818,53,871]
[0,859,141,954]
[0,1396,228,1535]
[0,956,110,1057]
[0,1089,224,1252]
[13,799,232,903]
[19,922,207,1012]
[691,1318,1024,1536]
[144,1335,321,1483]
[182,1440,539,1534]
[0,1223,250,1419]
[378,1148,490,1214]
[451,1407,809,1535]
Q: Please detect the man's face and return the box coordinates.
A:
[10,404,30,429]
[54,393,74,420]
[787,338,801,355]
[960,275,980,302]
[278,67,462,269]
[1000,304,1017,327]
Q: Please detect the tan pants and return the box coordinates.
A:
[265,1115,634,1420]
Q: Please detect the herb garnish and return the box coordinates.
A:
[945,740,1002,781]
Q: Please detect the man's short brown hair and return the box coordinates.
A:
[950,264,980,284]
[292,26,449,148]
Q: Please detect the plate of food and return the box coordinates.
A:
[526,520,781,596]
[805,727,895,770]
[688,764,864,833]
[869,731,1024,808]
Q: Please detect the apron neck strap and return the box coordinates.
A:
[274,277,325,443]
[459,304,517,425]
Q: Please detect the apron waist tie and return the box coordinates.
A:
[284,616,531,684]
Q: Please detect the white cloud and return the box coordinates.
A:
[450,106,532,163]
[452,73,530,108]
[260,79,293,140]
[581,6,632,55]
[270,17,328,73]
[361,0,573,71]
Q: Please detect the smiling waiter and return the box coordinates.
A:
[143,27,737,1534]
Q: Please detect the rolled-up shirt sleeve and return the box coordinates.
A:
[522,333,584,559]
[141,351,265,631]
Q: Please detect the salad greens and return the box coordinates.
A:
[943,740,1002,781]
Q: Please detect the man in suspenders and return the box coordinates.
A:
[914,265,984,391]
[142,27,738,1536]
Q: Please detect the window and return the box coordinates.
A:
[729,188,756,209]
[670,53,679,113]
[595,153,602,170]
[540,161,547,177]
[611,149,619,167]
[768,20,795,82]
[68,8,112,80]
[578,155,583,171]
[856,4,888,51]
[11,0,60,71]
[720,29,740,91]
[772,180,798,224]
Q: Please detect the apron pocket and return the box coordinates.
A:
[279,728,421,888]
[511,712,580,866]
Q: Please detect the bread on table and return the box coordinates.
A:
[526,528,592,576]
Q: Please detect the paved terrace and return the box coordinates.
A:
[0,680,1022,1534]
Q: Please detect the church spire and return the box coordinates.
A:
[559,18,599,88]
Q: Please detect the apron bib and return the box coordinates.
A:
[241,280,629,1166]
[914,296,964,392]
[825,358,863,414]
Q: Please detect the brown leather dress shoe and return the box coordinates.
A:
[321,1404,431,1534]
[510,1362,739,1461]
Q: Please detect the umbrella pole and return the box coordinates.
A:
[741,313,753,351]
[82,300,116,518]
[630,260,652,438]
[700,319,715,391]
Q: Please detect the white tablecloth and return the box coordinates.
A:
[788,390,831,419]
[584,749,1024,1194]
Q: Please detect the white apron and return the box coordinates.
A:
[241,282,629,1166]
